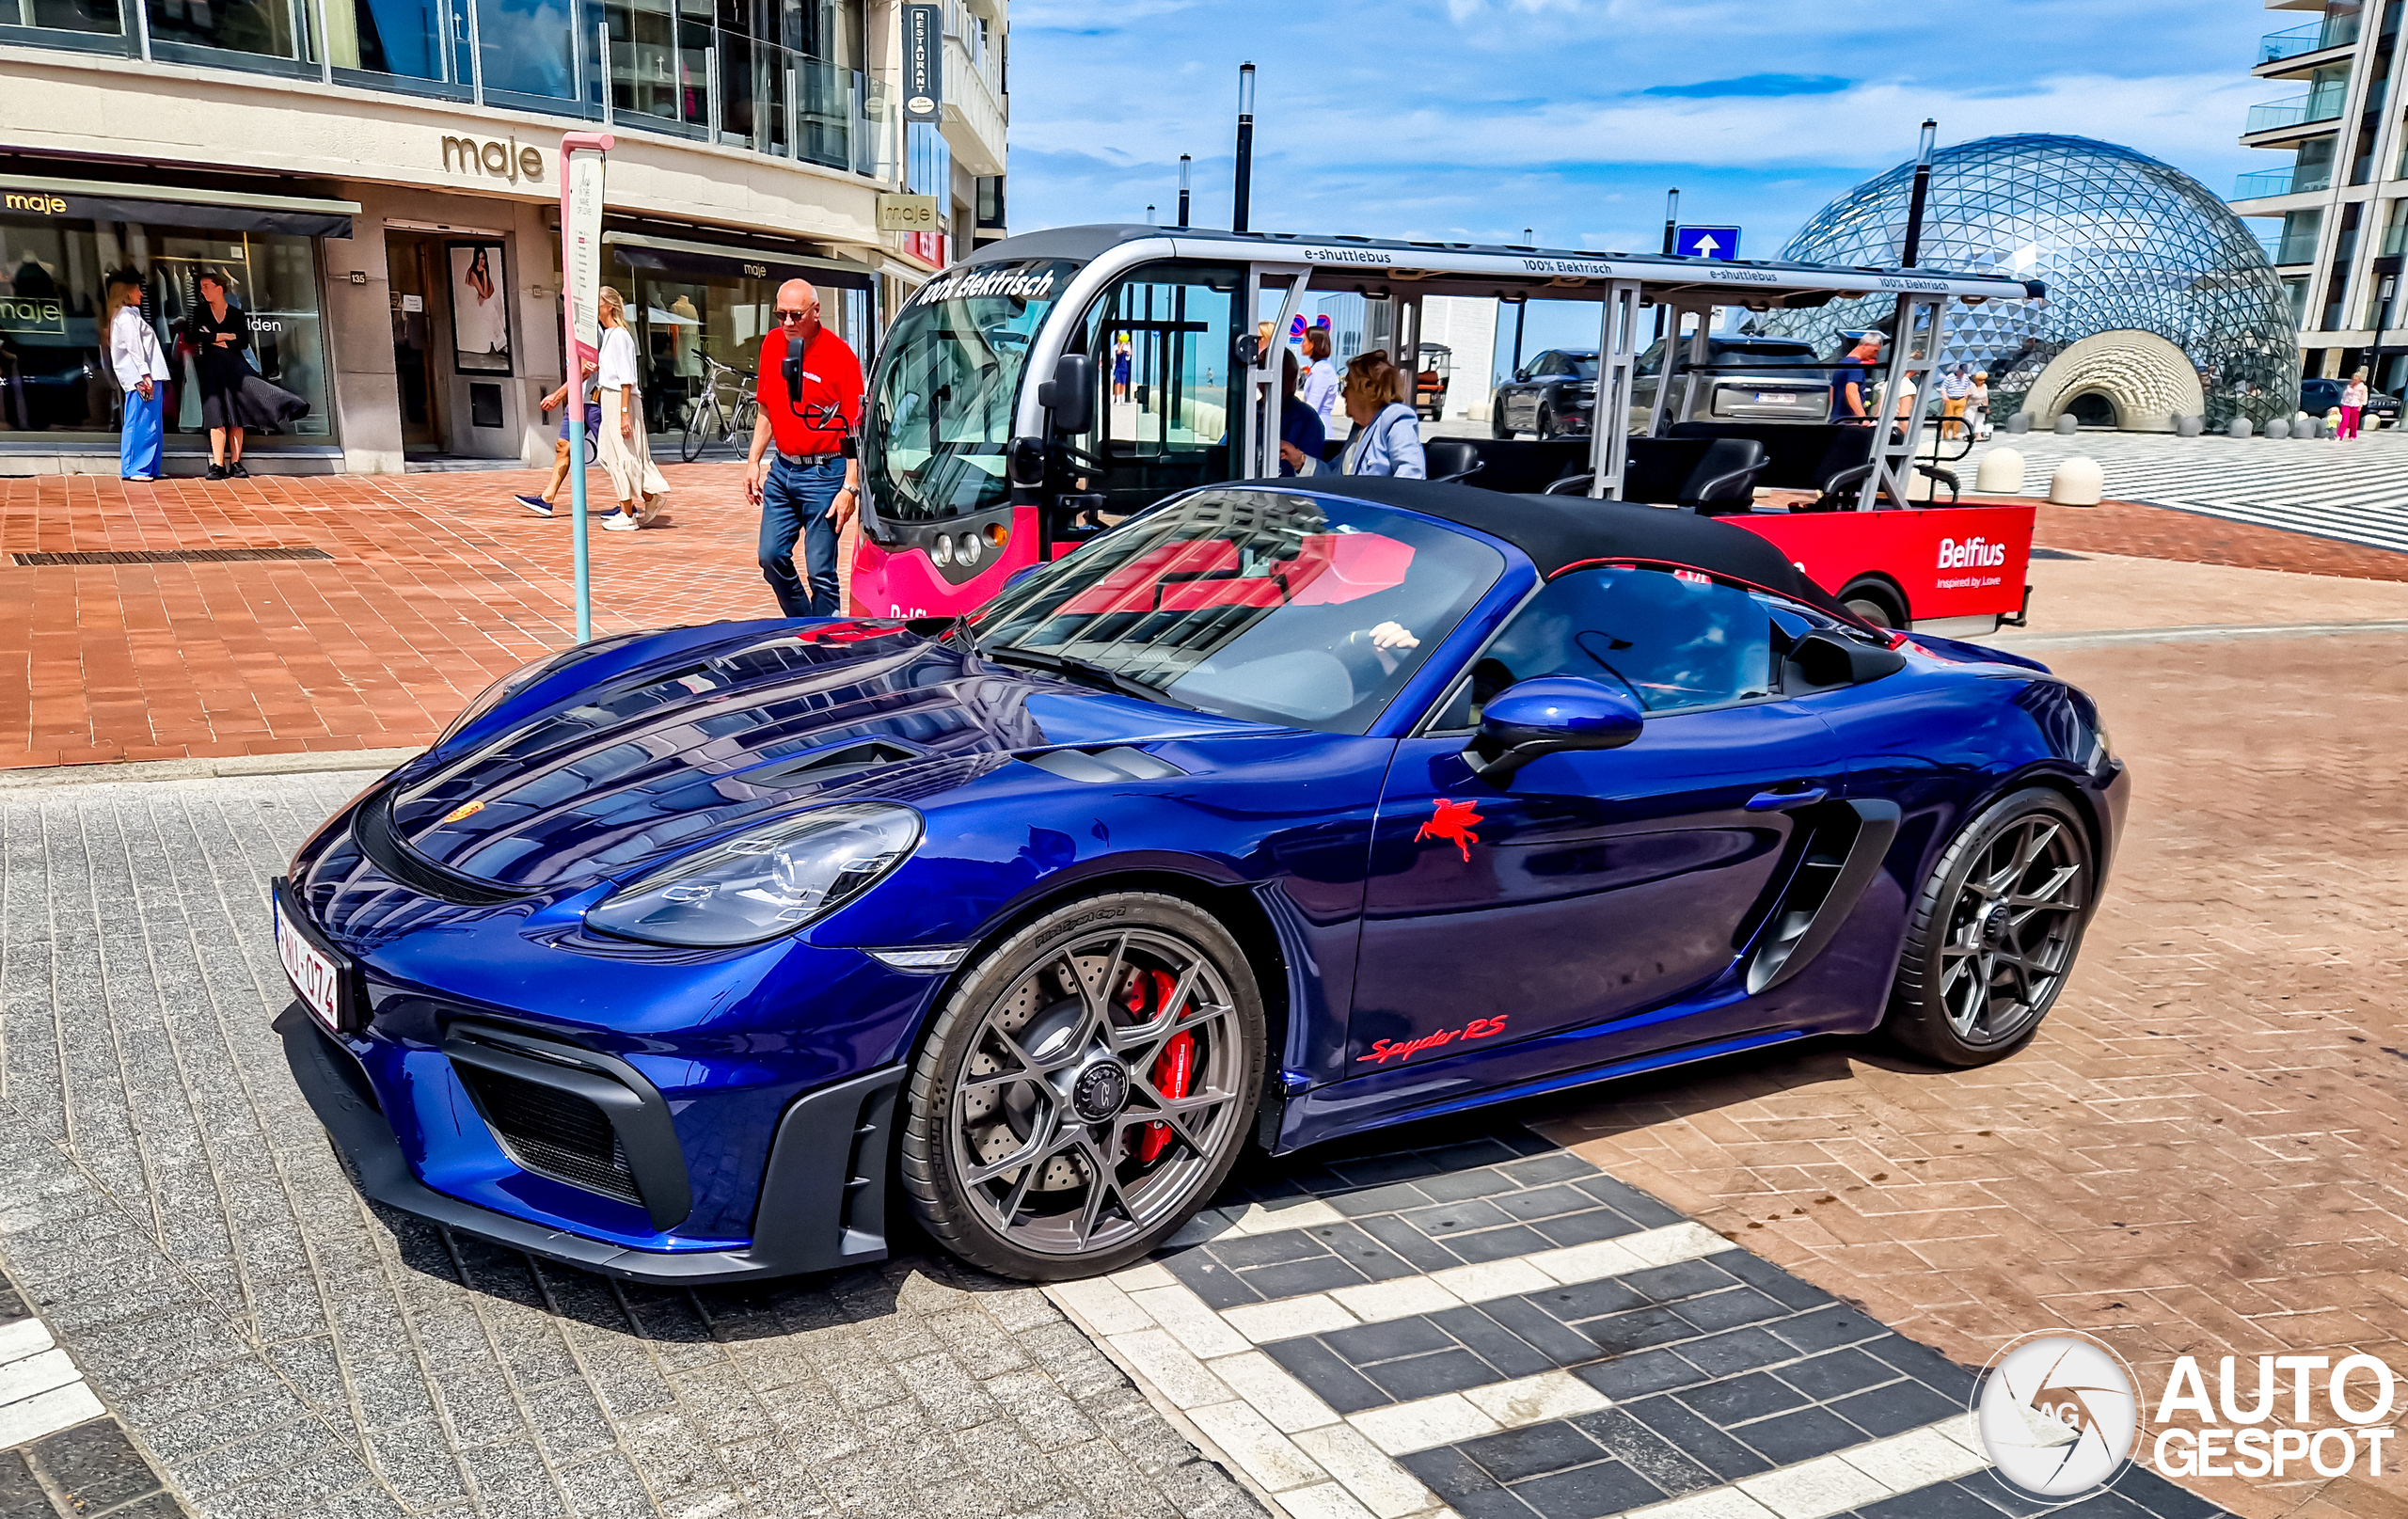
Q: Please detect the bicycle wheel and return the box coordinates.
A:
[727,394,758,451]
[681,394,719,463]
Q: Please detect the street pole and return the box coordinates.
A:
[1177,154,1191,229]
[1146,204,1156,224]
[1901,119,1938,266]
[1660,188,1679,256]
[2368,274,2397,398]
[559,131,614,643]
[1233,62,1256,233]
[1512,229,1531,377]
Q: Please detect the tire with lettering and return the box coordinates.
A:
[898,893,1265,1280]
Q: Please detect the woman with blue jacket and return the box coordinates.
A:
[1338,350,1425,478]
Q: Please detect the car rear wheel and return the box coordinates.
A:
[1535,403,1557,441]
[898,892,1265,1280]
[1882,788,2093,1067]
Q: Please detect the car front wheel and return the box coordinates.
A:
[1882,787,2094,1067]
[898,892,1266,1279]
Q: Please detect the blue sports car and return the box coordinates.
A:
[277,478,2126,1282]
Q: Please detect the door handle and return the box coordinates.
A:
[1746,785,1830,812]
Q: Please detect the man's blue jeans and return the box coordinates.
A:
[760,453,845,617]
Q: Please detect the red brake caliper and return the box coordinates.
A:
[1126,970,1194,1163]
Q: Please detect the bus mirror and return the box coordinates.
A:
[1234,333,1263,370]
[1038,354,1096,433]
[1008,435,1046,486]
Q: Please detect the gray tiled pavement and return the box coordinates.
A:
[0,772,1262,1519]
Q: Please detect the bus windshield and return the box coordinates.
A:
[863,259,1078,523]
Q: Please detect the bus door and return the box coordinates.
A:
[1056,263,1247,522]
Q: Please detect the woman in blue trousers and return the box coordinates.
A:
[107,273,166,482]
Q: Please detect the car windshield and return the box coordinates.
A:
[863,259,1078,523]
[972,488,1506,734]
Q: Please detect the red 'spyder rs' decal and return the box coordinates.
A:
[1356,1015,1510,1065]
[1415,798,1483,862]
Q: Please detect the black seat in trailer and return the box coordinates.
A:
[1423,435,1769,514]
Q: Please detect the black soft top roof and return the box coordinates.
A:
[1277,476,1862,623]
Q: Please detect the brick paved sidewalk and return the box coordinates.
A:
[0,466,818,770]
[1535,627,2408,1519]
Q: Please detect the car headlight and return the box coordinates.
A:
[583,803,923,947]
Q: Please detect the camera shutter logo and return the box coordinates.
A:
[1976,1332,2142,1499]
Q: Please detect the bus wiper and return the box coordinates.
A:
[987,645,1195,708]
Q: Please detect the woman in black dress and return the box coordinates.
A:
[187,270,254,480]
[186,269,308,481]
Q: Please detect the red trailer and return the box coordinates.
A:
[1734,499,2035,635]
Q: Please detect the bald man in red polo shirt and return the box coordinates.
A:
[744,278,863,617]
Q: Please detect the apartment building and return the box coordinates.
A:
[2231,0,2408,390]
[0,0,1007,472]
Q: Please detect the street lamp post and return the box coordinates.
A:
[1233,62,1257,233]
[1177,154,1191,229]
[1901,119,1939,266]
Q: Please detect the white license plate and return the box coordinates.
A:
[1754,392,1798,404]
[276,896,344,1033]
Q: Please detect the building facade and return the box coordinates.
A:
[0,0,1007,474]
[2229,0,2408,390]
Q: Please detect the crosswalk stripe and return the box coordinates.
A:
[1053,1214,2004,1519]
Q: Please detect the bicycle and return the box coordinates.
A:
[679,353,759,463]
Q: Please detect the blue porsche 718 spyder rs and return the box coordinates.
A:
[277,478,2126,1283]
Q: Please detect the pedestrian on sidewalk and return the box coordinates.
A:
[1970,371,1991,439]
[594,286,668,530]
[105,271,166,483]
[515,360,602,515]
[743,277,863,617]
[2339,371,2368,440]
[1939,365,1972,439]
[184,268,309,482]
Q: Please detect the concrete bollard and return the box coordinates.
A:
[2175,414,2204,436]
[2049,456,2105,506]
[2052,413,2080,435]
[2265,417,2290,438]
[2228,417,2254,438]
[1973,447,2026,495]
[2004,411,2034,434]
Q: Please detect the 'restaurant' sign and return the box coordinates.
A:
[902,5,941,122]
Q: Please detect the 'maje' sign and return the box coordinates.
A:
[0,296,65,334]
[442,134,547,184]
[3,192,69,215]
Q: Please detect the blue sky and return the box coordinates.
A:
[1005,0,2281,261]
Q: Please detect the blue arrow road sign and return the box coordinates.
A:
[1675,226,1742,261]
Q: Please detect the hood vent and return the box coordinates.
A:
[1024,747,1186,783]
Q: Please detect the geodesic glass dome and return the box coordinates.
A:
[1764,134,2297,428]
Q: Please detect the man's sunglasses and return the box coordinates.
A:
[774,309,816,324]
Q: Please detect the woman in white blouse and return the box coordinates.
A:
[106,273,167,483]
[594,286,668,530]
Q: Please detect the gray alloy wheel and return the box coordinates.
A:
[898,893,1265,1280]
[1883,787,2094,1067]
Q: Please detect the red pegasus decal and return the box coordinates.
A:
[1415,798,1483,862]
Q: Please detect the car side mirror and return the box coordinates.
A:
[1036,353,1095,435]
[1465,676,1644,783]
[1791,630,1907,686]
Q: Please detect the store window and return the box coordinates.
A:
[0,214,332,441]
[609,247,872,440]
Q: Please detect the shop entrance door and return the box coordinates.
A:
[388,233,442,449]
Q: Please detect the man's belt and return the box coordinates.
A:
[775,449,844,466]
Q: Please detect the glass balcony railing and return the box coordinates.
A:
[2259,10,2361,66]
[2233,163,2335,198]
[2274,229,2323,263]
[2246,85,2351,133]
[0,0,895,182]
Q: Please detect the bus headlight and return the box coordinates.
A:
[958,532,984,566]
[932,534,956,566]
